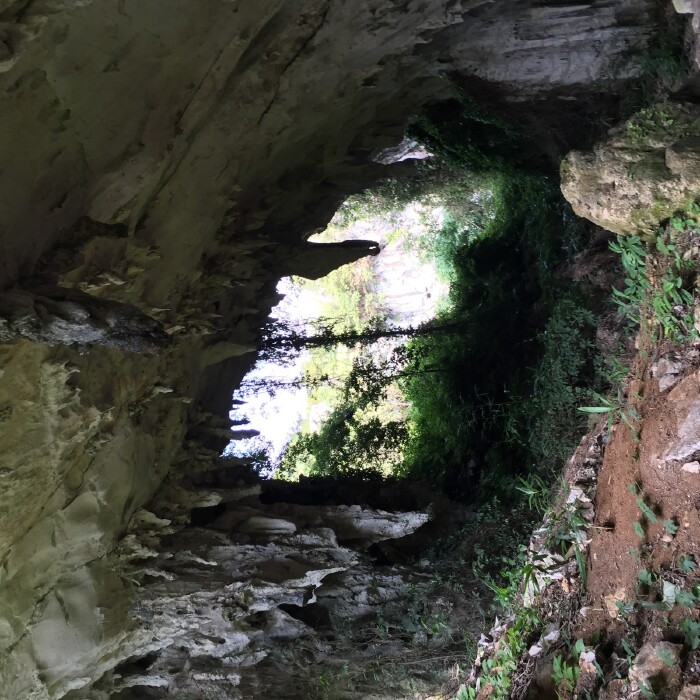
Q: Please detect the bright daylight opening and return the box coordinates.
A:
[226,182,455,477]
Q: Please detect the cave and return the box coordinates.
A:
[0,1,699,699]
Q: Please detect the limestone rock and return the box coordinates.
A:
[576,649,599,697]
[0,286,168,353]
[654,357,684,392]
[629,641,683,693]
[561,103,700,235]
[673,0,694,12]
[663,370,700,463]
[373,138,432,165]
[599,679,629,700]
[279,240,381,280]
[0,0,658,696]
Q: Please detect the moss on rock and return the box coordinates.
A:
[561,102,700,235]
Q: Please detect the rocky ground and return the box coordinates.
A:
[466,332,700,699]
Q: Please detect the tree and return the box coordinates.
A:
[274,346,447,479]
[257,316,466,364]
[277,408,408,479]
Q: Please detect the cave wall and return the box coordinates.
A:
[0,1,657,697]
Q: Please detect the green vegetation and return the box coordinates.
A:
[461,606,540,700]
[621,9,690,112]
[624,103,697,147]
[681,618,700,649]
[277,170,607,501]
[267,40,700,694]
[278,356,408,478]
[578,387,638,437]
[680,555,697,574]
[275,78,628,500]
[407,87,524,173]
[449,489,594,699]
[396,173,598,499]
[315,254,387,333]
[610,206,700,344]
[552,639,585,696]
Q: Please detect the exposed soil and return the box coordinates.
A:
[572,333,700,698]
[468,328,700,699]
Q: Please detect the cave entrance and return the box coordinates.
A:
[216,101,627,698]
[226,164,462,481]
[225,126,605,505]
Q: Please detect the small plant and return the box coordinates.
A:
[674,588,696,609]
[657,644,675,667]
[515,474,549,513]
[638,680,656,699]
[636,497,657,524]
[454,686,477,700]
[680,554,698,573]
[545,501,589,591]
[609,234,649,325]
[663,519,678,536]
[609,227,699,345]
[637,579,699,615]
[681,617,700,649]
[552,639,585,696]
[637,568,655,587]
[474,605,541,699]
[578,389,638,436]
[621,637,635,664]
[616,599,635,618]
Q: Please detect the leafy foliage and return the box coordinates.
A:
[406,86,530,174]
[398,174,597,498]
[278,169,606,504]
[609,221,699,345]
[680,555,698,573]
[277,352,409,478]
[682,617,700,650]
[552,641,584,695]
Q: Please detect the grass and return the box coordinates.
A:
[304,522,490,700]
[552,639,585,697]
[451,489,595,699]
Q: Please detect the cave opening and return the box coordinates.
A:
[226,103,611,507]
[2,2,698,699]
